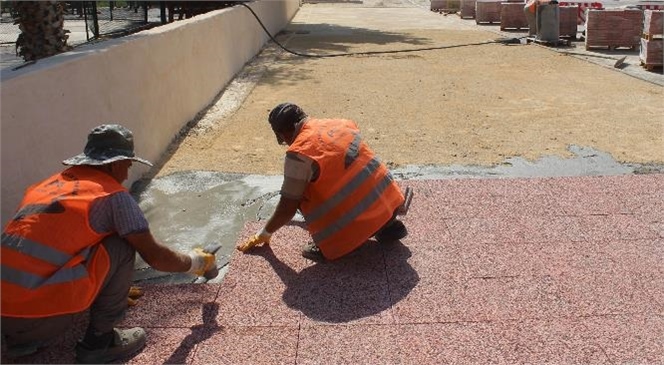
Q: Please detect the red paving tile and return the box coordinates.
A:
[454,275,570,322]
[557,270,661,316]
[125,327,200,365]
[494,317,610,364]
[582,314,664,364]
[192,326,299,365]
[635,271,664,315]
[580,214,660,241]
[460,241,547,277]
[119,283,221,328]
[8,174,664,364]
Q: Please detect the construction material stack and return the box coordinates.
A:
[431,0,461,13]
[500,2,528,30]
[476,0,502,24]
[585,9,644,50]
[460,0,476,18]
[559,5,579,38]
[640,10,663,70]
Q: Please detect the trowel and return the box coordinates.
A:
[613,56,627,68]
[397,187,414,215]
[192,243,223,283]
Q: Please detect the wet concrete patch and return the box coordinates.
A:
[133,172,301,284]
[134,145,663,285]
[391,145,664,180]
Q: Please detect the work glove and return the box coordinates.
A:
[187,248,217,277]
[236,227,271,252]
[127,286,143,307]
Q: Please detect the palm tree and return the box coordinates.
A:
[13,1,70,62]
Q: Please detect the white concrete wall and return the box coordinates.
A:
[0,0,299,225]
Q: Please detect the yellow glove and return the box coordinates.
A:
[127,286,143,307]
[187,248,216,276]
[236,227,271,252]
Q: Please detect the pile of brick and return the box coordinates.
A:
[559,5,579,38]
[460,0,476,18]
[500,2,528,30]
[642,9,663,34]
[476,0,502,24]
[640,10,663,70]
[585,9,644,50]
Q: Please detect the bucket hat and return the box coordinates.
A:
[62,124,153,167]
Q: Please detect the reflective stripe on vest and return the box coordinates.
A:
[1,232,93,289]
[305,157,381,223]
[344,132,362,168]
[1,165,124,318]
[2,263,88,289]
[2,233,73,266]
[288,119,405,260]
[311,168,394,243]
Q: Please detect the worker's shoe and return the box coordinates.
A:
[375,219,408,243]
[75,327,146,364]
[301,242,326,262]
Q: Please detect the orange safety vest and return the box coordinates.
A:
[525,0,550,13]
[288,119,405,260]
[1,165,126,318]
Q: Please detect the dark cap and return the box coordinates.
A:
[268,103,307,133]
[62,124,153,167]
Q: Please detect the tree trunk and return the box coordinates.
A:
[14,1,70,62]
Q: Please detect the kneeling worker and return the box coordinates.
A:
[1,124,217,363]
[237,103,408,261]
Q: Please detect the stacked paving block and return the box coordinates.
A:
[460,0,476,18]
[640,10,663,70]
[476,0,502,24]
[559,5,579,38]
[431,0,461,12]
[500,2,528,30]
[585,9,644,50]
[642,9,663,35]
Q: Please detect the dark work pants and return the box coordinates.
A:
[1,235,136,346]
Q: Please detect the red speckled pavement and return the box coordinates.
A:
[4,175,663,364]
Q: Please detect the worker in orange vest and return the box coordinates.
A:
[237,103,408,262]
[525,0,540,36]
[1,124,217,363]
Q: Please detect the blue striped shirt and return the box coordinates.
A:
[88,191,149,236]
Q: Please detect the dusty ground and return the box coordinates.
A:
[157,3,664,178]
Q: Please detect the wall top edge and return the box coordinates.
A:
[0,4,243,83]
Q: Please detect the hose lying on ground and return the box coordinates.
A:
[238,2,525,58]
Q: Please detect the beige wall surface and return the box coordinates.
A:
[0,0,299,225]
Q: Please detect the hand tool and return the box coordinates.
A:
[201,243,222,280]
[397,186,414,215]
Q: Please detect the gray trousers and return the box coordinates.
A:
[2,235,135,346]
[525,7,537,36]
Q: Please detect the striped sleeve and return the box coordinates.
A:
[89,191,150,236]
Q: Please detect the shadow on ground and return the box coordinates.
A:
[248,238,419,323]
